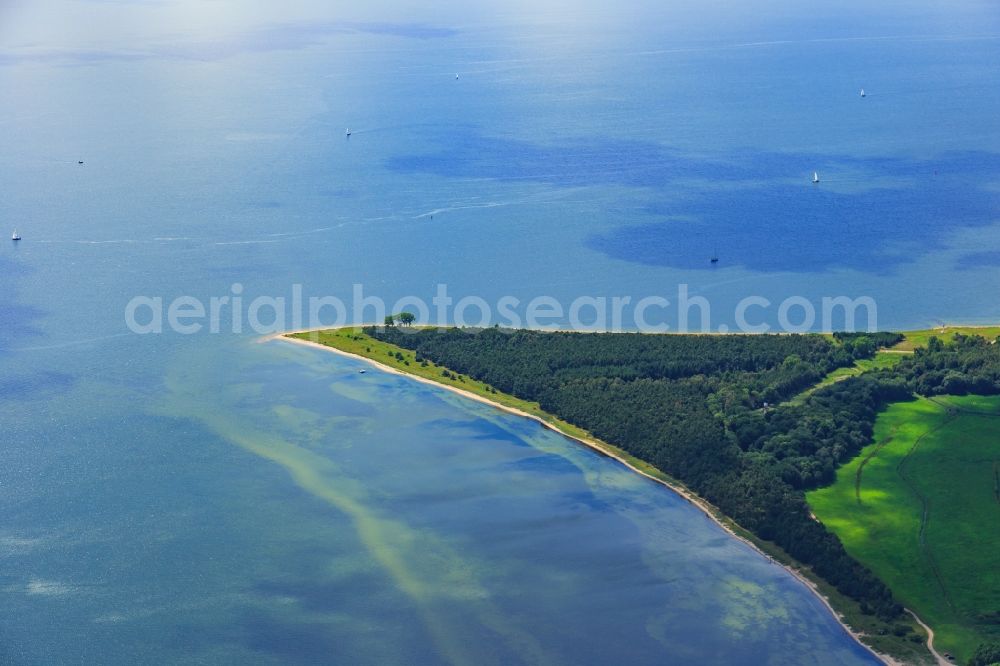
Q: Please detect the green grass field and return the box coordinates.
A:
[892,326,1000,351]
[807,395,1000,663]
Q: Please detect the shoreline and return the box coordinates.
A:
[273,327,909,666]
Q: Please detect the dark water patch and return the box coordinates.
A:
[0,302,46,351]
[0,371,76,400]
[387,132,738,188]
[387,129,1000,190]
[423,415,539,449]
[502,451,582,475]
[956,249,1000,270]
[612,155,999,273]
[0,256,45,354]
[319,187,359,198]
[388,129,1000,273]
[590,177,1000,273]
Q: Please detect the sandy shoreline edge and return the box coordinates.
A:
[271,327,952,666]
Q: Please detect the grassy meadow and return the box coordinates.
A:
[807,395,1000,663]
[893,326,1000,351]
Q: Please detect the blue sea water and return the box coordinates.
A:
[2,0,999,663]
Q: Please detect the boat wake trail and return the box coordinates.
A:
[10,332,133,352]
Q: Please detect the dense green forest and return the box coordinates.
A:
[365,325,1000,642]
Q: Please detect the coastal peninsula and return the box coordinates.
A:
[281,325,1000,665]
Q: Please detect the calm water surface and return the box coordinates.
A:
[3,0,999,663]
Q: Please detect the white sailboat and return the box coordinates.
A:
[455,73,459,80]
[812,172,820,184]
[860,88,866,98]
[12,229,21,241]
[345,128,352,136]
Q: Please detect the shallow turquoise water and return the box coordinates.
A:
[2,337,882,664]
[3,0,998,662]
